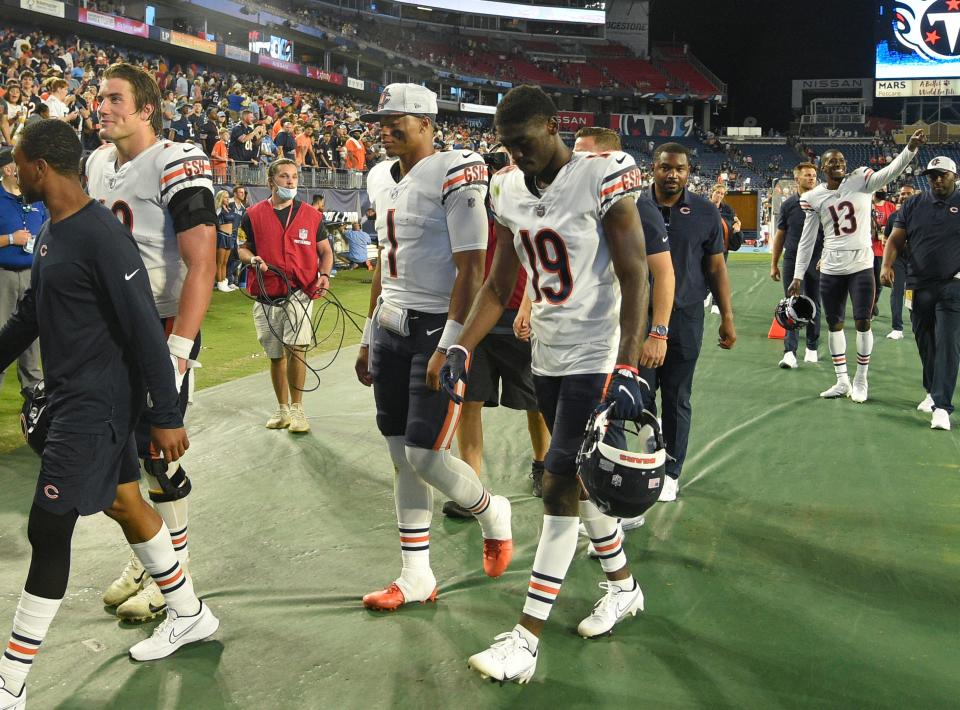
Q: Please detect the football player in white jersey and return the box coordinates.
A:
[85,63,217,621]
[353,84,513,611]
[441,85,650,684]
[790,129,924,402]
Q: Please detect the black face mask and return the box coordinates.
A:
[483,152,509,174]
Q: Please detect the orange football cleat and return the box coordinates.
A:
[483,538,513,578]
[362,582,438,611]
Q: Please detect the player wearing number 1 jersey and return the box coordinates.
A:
[354,84,513,612]
[791,129,925,402]
[85,63,217,622]
[441,86,650,684]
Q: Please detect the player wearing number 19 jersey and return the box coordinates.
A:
[85,63,217,623]
[792,129,924,402]
[444,86,650,684]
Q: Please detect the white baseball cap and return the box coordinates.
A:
[920,156,957,175]
[359,83,438,122]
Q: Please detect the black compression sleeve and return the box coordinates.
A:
[168,186,217,233]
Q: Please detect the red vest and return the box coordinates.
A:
[246,199,321,299]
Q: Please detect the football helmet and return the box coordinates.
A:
[775,294,817,331]
[577,403,666,518]
[20,380,49,456]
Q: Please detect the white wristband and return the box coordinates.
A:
[167,334,194,360]
[437,319,463,352]
[360,317,372,347]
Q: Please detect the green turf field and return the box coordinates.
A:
[0,255,957,709]
[0,268,375,454]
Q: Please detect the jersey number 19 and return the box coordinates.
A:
[519,228,573,304]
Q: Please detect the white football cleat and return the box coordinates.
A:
[620,514,646,531]
[577,580,644,638]
[778,352,798,369]
[0,676,25,710]
[917,393,935,413]
[116,580,166,622]
[886,329,904,341]
[103,552,147,607]
[820,380,850,399]
[804,348,819,363]
[850,380,869,403]
[468,629,537,684]
[658,476,678,502]
[931,408,951,431]
[129,601,219,662]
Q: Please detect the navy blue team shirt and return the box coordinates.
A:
[0,200,182,434]
[894,186,960,290]
[649,186,724,308]
[777,193,824,265]
[637,193,669,256]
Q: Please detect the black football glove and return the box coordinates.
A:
[604,365,648,421]
[440,345,470,404]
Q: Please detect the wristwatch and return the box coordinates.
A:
[650,324,669,338]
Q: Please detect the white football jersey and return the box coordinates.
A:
[490,150,644,376]
[795,145,916,278]
[367,150,488,313]
[86,139,214,318]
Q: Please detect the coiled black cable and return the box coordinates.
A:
[238,262,368,392]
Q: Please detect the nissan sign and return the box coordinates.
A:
[557,111,594,131]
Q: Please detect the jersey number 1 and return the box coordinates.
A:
[828,201,857,236]
[385,209,398,278]
[518,228,573,304]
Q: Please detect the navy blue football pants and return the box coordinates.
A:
[639,303,705,481]
[911,279,960,414]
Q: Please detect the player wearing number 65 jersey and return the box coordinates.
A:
[354,83,514,613]
[791,129,925,402]
[442,85,650,684]
[84,63,217,623]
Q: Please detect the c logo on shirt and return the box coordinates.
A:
[950,207,958,214]
[44,484,60,500]
[679,207,692,215]
[39,244,48,257]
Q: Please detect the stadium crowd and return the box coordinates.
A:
[3,24,940,204]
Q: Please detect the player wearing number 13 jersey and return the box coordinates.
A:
[791,129,924,402]
[86,63,218,623]
[442,86,651,684]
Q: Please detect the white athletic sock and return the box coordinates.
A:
[144,463,190,567]
[386,437,433,578]
[404,446,502,531]
[522,516,579,622]
[828,331,849,381]
[130,525,200,617]
[0,591,62,695]
[609,575,637,593]
[855,330,873,384]
[579,499,628,575]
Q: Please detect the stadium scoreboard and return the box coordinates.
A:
[876,0,960,96]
